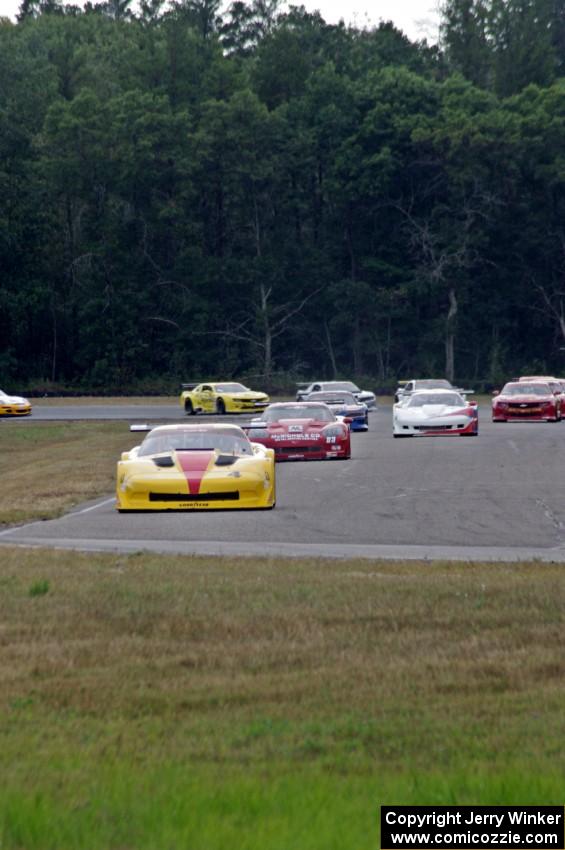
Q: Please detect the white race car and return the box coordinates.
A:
[393,389,478,437]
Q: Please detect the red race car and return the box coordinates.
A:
[492,382,561,422]
[244,402,351,461]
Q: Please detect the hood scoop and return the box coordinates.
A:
[153,455,175,467]
[215,454,237,466]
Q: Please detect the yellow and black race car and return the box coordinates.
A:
[179,382,269,415]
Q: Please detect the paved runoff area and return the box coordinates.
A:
[3,403,565,562]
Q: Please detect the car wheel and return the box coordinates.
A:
[216,398,226,415]
[184,399,195,415]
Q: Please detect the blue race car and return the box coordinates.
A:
[305,391,369,431]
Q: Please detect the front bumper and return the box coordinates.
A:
[230,400,270,412]
[116,469,275,510]
[492,405,557,421]
[0,404,32,416]
[252,437,350,461]
[393,417,477,437]
[349,415,369,431]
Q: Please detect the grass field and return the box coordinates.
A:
[1,547,564,848]
[0,421,133,524]
[1,417,564,848]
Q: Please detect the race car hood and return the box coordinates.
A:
[145,449,246,494]
[325,402,365,415]
[227,391,268,400]
[495,392,553,402]
[398,404,467,420]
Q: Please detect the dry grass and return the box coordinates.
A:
[0,422,132,523]
[2,547,564,772]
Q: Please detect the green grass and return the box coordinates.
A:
[2,764,562,850]
[1,548,564,848]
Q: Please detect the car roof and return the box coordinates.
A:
[502,381,551,389]
[147,423,247,434]
[269,401,331,408]
[409,388,460,396]
[307,391,354,398]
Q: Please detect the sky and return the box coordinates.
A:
[0,0,441,42]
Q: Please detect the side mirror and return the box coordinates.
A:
[343,417,353,424]
[121,451,130,461]
[492,390,500,396]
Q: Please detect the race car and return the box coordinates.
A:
[244,402,351,460]
[394,379,473,404]
[305,390,369,431]
[518,376,565,408]
[296,381,376,409]
[0,389,32,416]
[116,423,275,510]
[180,382,269,415]
[393,389,478,437]
[492,382,561,422]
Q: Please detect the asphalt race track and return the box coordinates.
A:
[3,403,565,562]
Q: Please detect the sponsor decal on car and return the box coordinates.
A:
[271,433,321,441]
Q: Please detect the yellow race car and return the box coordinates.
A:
[0,389,32,416]
[116,423,276,511]
[180,382,269,415]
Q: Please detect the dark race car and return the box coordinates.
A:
[305,390,369,431]
[243,402,351,461]
[296,381,376,410]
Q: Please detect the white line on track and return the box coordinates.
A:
[0,496,114,540]
[507,439,520,454]
[70,497,115,516]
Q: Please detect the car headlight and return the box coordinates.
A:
[249,428,269,437]
[323,424,347,438]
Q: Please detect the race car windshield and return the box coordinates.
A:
[139,431,252,455]
[214,383,248,392]
[414,380,452,389]
[265,406,334,422]
[409,393,463,407]
[322,382,359,393]
[308,392,356,405]
[501,383,551,396]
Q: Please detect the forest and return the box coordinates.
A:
[1,0,564,391]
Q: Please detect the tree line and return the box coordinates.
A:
[1,0,564,390]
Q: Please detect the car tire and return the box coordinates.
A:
[216,398,226,415]
[185,399,195,415]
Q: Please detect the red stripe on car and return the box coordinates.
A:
[176,451,214,494]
